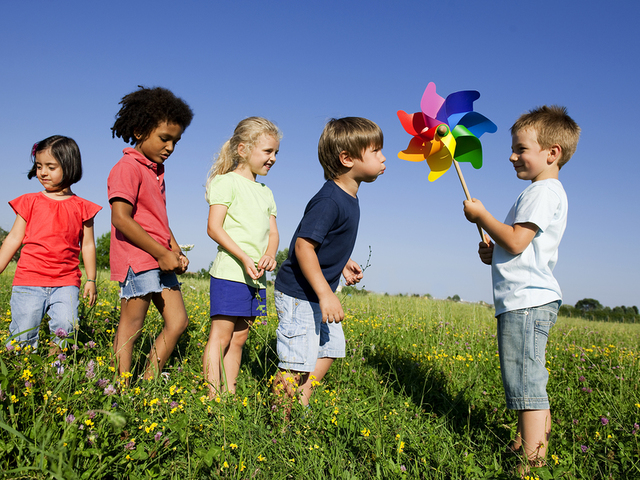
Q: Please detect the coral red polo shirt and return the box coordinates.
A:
[107,148,172,282]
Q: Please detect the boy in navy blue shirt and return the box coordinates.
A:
[274,117,385,408]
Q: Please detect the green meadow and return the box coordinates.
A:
[0,267,638,479]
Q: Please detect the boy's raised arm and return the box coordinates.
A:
[295,237,344,323]
[463,198,538,256]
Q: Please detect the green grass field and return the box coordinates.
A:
[0,266,638,479]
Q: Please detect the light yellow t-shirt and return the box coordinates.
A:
[207,172,277,289]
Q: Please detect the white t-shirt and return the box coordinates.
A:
[492,179,567,316]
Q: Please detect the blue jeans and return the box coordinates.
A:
[497,301,559,410]
[274,290,346,372]
[9,285,80,349]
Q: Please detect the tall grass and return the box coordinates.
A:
[0,265,638,479]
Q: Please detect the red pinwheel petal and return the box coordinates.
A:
[397,110,427,137]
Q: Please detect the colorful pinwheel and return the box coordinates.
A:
[398,82,497,181]
[397,82,497,239]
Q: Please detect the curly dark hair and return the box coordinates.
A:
[111,86,194,145]
[28,135,82,189]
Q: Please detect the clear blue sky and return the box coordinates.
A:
[1,0,638,309]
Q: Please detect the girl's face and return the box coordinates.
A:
[35,149,65,192]
[237,134,279,180]
[135,122,184,164]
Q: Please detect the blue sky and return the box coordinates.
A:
[1,0,638,309]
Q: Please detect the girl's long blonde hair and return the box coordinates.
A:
[205,117,282,201]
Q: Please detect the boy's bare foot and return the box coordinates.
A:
[514,458,546,478]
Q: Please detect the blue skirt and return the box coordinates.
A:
[209,276,266,317]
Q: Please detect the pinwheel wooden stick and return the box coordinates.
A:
[435,125,484,240]
[398,83,497,241]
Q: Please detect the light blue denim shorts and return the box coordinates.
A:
[497,301,559,410]
[274,290,346,372]
[119,268,180,300]
[9,285,79,349]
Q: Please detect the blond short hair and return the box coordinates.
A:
[318,117,383,180]
[511,105,581,168]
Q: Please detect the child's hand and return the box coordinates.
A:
[83,281,97,307]
[342,259,363,286]
[479,234,494,265]
[463,198,487,224]
[158,250,181,272]
[319,291,344,323]
[257,254,277,272]
[175,253,189,274]
[242,257,262,280]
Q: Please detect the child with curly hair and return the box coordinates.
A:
[108,86,193,381]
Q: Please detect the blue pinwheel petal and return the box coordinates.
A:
[456,112,498,138]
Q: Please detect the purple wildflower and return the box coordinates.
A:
[96,379,109,388]
[633,423,639,435]
[104,384,117,396]
[57,353,66,361]
[170,401,178,409]
[6,344,14,352]
[154,431,163,441]
[86,341,96,349]
[579,376,586,382]
[25,381,32,388]
[65,414,75,423]
[601,417,609,426]
[85,360,96,380]
[87,410,96,419]
[52,360,64,375]
[71,344,79,351]
[400,465,407,472]
[581,445,588,453]
[54,328,67,339]
[124,440,136,451]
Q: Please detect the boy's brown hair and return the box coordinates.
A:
[510,105,580,168]
[318,117,383,180]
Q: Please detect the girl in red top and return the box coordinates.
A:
[108,86,193,381]
[0,136,101,352]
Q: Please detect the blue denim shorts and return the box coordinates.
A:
[497,301,559,410]
[9,285,80,349]
[119,268,180,300]
[209,276,266,317]
[274,290,346,372]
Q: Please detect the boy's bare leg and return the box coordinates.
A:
[144,288,188,380]
[298,357,335,406]
[113,295,151,378]
[509,422,523,452]
[515,409,551,474]
[203,315,236,396]
[221,317,252,394]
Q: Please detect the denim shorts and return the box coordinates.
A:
[210,276,266,317]
[497,301,559,410]
[274,290,346,372]
[9,285,80,349]
[119,268,180,300]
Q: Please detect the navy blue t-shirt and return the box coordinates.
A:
[275,180,360,302]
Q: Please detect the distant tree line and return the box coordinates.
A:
[560,298,639,323]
